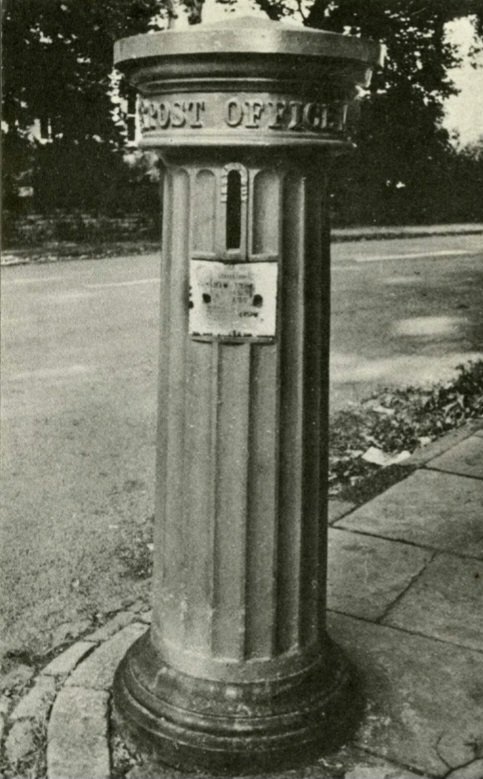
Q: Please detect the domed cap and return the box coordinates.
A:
[114,15,383,71]
[113,15,383,151]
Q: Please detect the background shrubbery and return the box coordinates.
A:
[330,360,483,500]
[2,1,483,238]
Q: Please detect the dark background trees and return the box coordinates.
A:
[2,0,483,226]
[302,1,483,224]
[2,0,165,213]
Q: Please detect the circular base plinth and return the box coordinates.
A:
[113,632,361,775]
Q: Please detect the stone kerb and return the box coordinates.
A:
[2,609,150,779]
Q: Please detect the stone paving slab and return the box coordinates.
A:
[427,435,483,480]
[42,640,96,677]
[328,612,483,777]
[383,553,483,652]
[335,469,483,559]
[328,499,356,524]
[402,421,483,467]
[328,528,433,621]
[47,686,109,779]
[66,622,146,691]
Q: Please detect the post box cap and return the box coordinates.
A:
[114,16,384,151]
[114,15,383,71]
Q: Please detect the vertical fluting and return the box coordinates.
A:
[276,170,306,653]
[244,343,278,659]
[318,164,331,630]
[152,168,172,595]
[275,164,328,653]
[182,340,216,653]
[181,167,218,653]
[243,166,281,659]
[153,167,190,648]
[151,157,330,674]
[299,168,326,647]
[211,343,251,659]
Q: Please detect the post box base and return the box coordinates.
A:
[113,631,361,775]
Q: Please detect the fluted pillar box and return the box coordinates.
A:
[113,18,381,773]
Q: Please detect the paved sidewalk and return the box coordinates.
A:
[1,422,482,779]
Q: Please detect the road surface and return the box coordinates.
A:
[1,232,482,657]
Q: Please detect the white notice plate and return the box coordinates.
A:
[189,260,277,339]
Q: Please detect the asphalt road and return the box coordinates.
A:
[1,233,482,658]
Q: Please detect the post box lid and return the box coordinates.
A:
[114,15,383,71]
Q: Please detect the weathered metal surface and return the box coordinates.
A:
[113,14,382,773]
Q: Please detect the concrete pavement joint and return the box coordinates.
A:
[376,550,439,625]
[331,523,483,563]
[327,608,483,657]
[354,744,437,778]
[423,465,483,482]
[402,420,483,468]
[332,523,428,551]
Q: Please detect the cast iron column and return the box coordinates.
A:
[113,17,381,774]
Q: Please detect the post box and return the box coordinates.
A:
[113,17,381,773]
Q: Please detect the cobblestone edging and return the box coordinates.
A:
[1,423,482,779]
[2,609,150,779]
[4,604,483,779]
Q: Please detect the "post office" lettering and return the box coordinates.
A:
[140,99,205,130]
[224,98,346,132]
[139,96,347,134]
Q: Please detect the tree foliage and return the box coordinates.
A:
[303,1,483,224]
[2,0,483,223]
[2,0,165,211]
[211,0,483,224]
